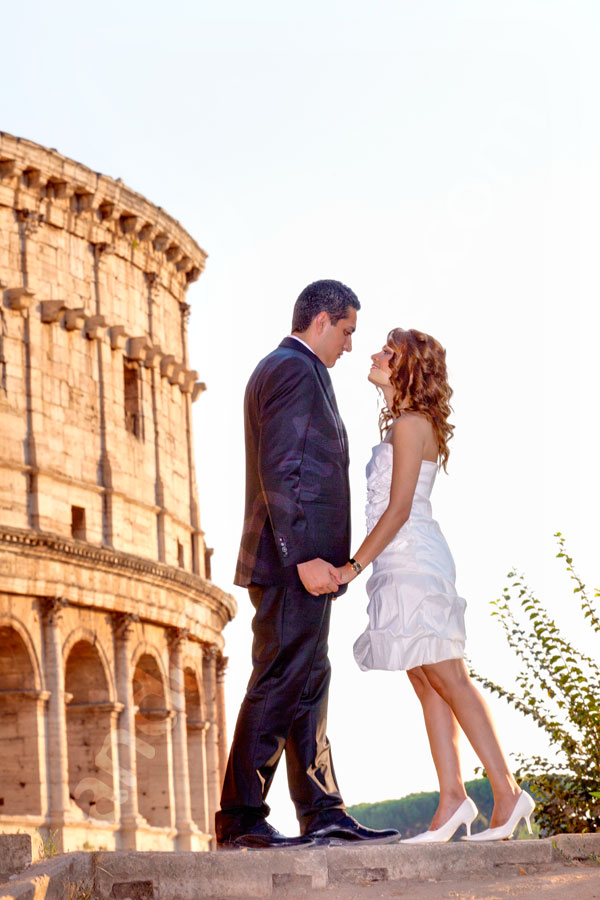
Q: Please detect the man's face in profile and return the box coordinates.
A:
[319,307,357,368]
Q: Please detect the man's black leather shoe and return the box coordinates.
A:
[218,820,315,850]
[305,814,400,845]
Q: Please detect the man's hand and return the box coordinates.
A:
[297,558,342,596]
[335,563,357,586]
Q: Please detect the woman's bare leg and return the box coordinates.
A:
[407,666,467,829]
[421,658,520,827]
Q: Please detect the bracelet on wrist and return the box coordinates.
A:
[348,557,363,575]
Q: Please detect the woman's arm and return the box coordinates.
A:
[338,414,430,584]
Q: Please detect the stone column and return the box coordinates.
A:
[106,701,125,825]
[145,271,166,562]
[16,209,43,531]
[168,628,196,850]
[92,242,115,547]
[178,297,204,577]
[34,690,51,819]
[113,613,141,849]
[202,644,220,834]
[216,655,229,783]
[187,718,210,835]
[40,597,70,847]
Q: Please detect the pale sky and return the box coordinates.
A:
[2,1,599,834]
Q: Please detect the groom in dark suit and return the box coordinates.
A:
[216,280,399,848]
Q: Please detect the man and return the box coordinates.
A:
[216,280,399,849]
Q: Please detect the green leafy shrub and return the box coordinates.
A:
[39,828,60,859]
[471,534,600,836]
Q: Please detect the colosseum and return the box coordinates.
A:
[0,132,236,853]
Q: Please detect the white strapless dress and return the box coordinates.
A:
[353,442,466,671]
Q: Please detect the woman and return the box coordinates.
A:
[336,328,535,843]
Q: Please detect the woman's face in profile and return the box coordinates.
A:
[368,344,394,387]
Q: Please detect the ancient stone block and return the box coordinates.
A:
[119,214,138,235]
[126,337,149,362]
[4,288,34,311]
[109,325,128,351]
[0,833,32,881]
[83,315,108,341]
[0,159,17,179]
[64,308,86,331]
[191,381,207,402]
[180,370,198,394]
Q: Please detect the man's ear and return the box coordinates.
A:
[314,310,330,333]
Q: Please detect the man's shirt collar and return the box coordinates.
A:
[288,334,318,357]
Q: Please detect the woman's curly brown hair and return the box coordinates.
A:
[379,328,455,471]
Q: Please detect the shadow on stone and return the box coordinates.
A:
[110,881,154,900]
[334,866,389,884]
[272,872,312,892]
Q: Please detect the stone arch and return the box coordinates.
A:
[130,641,172,709]
[133,651,173,828]
[64,639,115,820]
[181,654,205,718]
[0,620,44,815]
[62,626,116,703]
[183,662,209,832]
[0,613,43,691]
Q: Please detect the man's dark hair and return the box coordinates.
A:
[292,279,360,333]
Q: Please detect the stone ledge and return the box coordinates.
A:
[0,131,207,288]
[326,837,556,884]
[0,836,596,900]
[552,832,600,858]
[94,847,329,899]
[0,851,93,899]
[0,525,237,629]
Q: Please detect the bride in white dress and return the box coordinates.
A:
[335,328,535,843]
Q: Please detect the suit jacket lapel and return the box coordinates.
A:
[314,366,347,458]
[279,337,347,456]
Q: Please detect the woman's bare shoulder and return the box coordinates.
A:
[387,412,424,446]
[389,412,436,453]
[389,411,432,435]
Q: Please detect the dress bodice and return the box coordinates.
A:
[354,440,466,672]
[366,442,437,532]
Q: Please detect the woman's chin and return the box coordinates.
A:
[368,370,389,388]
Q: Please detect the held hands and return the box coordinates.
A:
[297,559,360,596]
[335,562,358,586]
[297,558,342,596]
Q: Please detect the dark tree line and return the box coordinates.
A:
[349,778,495,839]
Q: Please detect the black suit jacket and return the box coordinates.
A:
[234,337,351,593]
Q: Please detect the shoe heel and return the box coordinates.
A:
[525,814,533,836]
[465,810,477,838]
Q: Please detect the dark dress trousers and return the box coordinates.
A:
[216,337,351,838]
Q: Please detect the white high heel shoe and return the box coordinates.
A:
[461,790,535,842]
[400,797,478,844]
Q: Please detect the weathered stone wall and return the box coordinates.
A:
[0,132,208,566]
[0,133,235,853]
